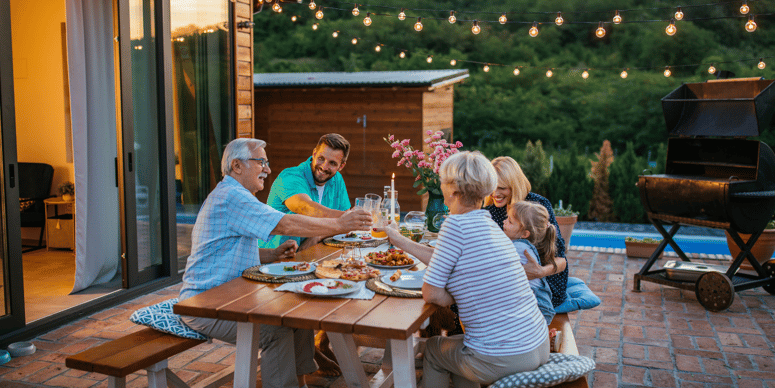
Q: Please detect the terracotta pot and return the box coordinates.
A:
[555,215,577,247]
[625,241,663,259]
[725,229,775,271]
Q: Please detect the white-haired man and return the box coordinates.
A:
[179,138,372,388]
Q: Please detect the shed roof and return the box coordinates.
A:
[253,69,469,89]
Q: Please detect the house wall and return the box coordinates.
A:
[254,86,456,212]
[11,0,73,241]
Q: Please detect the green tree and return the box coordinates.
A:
[609,142,648,223]
[547,145,594,220]
[520,140,551,197]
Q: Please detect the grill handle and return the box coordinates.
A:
[731,190,775,198]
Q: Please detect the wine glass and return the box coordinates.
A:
[404,211,426,242]
[432,212,448,231]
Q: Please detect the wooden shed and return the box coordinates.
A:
[253,69,469,212]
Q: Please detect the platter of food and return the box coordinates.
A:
[315,258,382,281]
[381,269,424,289]
[332,232,387,242]
[364,248,417,269]
[297,279,360,296]
[259,262,316,276]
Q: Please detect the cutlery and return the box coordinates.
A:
[375,280,422,296]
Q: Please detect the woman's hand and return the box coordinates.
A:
[273,240,298,261]
[521,249,566,280]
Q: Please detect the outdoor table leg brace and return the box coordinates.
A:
[328,333,419,388]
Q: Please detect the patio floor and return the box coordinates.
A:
[2,247,775,387]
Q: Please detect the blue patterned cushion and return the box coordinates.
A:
[129,298,208,340]
[490,353,595,388]
[554,277,601,314]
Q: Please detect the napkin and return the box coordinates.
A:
[275,282,375,300]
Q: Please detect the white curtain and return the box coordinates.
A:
[66,0,120,293]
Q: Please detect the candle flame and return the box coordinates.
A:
[392,173,395,178]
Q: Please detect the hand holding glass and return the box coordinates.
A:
[403,211,426,242]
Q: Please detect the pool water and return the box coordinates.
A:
[569,229,736,256]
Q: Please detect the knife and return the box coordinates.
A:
[374,280,393,293]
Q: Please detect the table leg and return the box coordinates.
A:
[388,338,417,388]
[327,332,370,387]
[234,322,260,388]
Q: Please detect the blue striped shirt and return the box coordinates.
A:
[423,210,548,356]
[179,176,285,301]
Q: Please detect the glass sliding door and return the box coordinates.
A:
[170,0,233,269]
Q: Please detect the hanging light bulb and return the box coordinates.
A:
[291,15,297,22]
[708,64,716,74]
[399,51,406,58]
[675,6,684,20]
[351,37,358,45]
[449,11,456,24]
[664,67,672,77]
[272,2,282,12]
[375,45,381,52]
[483,65,490,72]
[529,22,539,37]
[499,13,507,24]
[363,13,372,26]
[450,59,457,66]
[666,18,677,36]
[332,31,338,38]
[595,22,606,38]
[471,20,481,34]
[312,23,319,30]
[613,10,622,24]
[315,8,324,19]
[758,58,766,69]
[352,4,359,16]
[582,70,590,79]
[427,55,433,63]
[309,0,316,9]
[513,67,520,76]
[621,69,628,78]
[555,12,564,26]
[398,8,406,21]
[414,17,423,32]
[546,69,553,78]
[746,15,757,32]
[740,0,750,15]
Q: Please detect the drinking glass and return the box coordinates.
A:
[354,197,367,210]
[432,212,448,231]
[404,211,426,242]
[340,245,354,260]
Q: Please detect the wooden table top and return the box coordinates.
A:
[174,243,438,341]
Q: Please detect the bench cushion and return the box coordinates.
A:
[554,277,601,314]
[490,353,595,388]
[130,298,208,340]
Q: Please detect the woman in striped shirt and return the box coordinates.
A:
[382,151,549,387]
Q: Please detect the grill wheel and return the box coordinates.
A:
[762,261,775,295]
[695,272,735,312]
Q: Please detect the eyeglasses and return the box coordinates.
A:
[245,158,270,168]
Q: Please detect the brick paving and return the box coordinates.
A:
[2,248,775,387]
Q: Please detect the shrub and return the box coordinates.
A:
[588,140,615,222]
[609,142,648,223]
[546,145,593,220]
[520,140,551,197]
[553,201,579,217]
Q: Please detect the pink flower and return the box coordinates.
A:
[455,141,463,148]
[403,150,413,157]
[389,135,395,141]
[392,150,401,158]
[432,133,442,140]
[391,141,400,149]
[401,139,410,146]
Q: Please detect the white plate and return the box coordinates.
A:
[381,271,424,289]
[297,279,360,296]
[332,232,388,242]
[259,262,317,276]
[364,250,418,269]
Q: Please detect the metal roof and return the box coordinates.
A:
[253,69,469,89]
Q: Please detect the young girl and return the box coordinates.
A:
[503,201,558,324]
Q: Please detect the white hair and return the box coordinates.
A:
[221,138,267,176]
[439,151,497,206]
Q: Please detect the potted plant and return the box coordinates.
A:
[553,200,579,247]
[725,219,775,272]
[625,237,663,259]
[58,181,75,201]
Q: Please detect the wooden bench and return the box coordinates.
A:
[65,327,234,388]
[548,313,589,388]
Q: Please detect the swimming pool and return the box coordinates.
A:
[569,229,738,256]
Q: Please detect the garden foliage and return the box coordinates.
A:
[520,140,551,197]
[588,140,615,222]
[547,145,593,220]
[609,142,648,223]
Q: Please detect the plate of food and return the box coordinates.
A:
[382,269,424,289]
[332,231,388,242]
[315,258,382,281]
[364,248,418,269]
[297,279,360,296]
[259,262,316,276]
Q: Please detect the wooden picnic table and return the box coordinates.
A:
[174,243,438,388]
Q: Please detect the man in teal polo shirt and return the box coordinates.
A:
[258,133,352,250]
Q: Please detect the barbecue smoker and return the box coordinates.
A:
[634,77,775,312]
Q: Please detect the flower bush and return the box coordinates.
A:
[385,131,463,196]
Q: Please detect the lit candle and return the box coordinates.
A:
[391,173,395,224]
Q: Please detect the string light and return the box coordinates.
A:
[427,55,433,63]
[746,15,757,32]
[398,8,406,21]
[308,0,316,10]
[472,20,481,34]
[499,13,508,24]
[315,8,323,19]
[513,67,520,76]
[740,0,750,15]
[621,69,628,78]
[664,66,672,77]
[291,15,297,22]
[759,58,766,69]
[546,69,553,78]
[555,12,564,26]
[582,69,589,79]
[666,19,677,36]
[375,44,381,52]
[351,37,358,44]
[332,31,339,37]
[595,22,606,38]
[449,11,456,24]
[399,51,406,58]
[483,64,490,72]
[450,59,457,66]
[312,23,318,30]
[708,64,716,74]
[414,17,423,32]
[529,22,539,37]
[613,11,622,24]
[675,6,684,20]
[363,13,372,26]
[352,4,359,16]
[272,2,282,12]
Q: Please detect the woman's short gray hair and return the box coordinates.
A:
[439,151,497,206]
[221,138,267,176]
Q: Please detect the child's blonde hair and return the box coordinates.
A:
[508,201,557,270]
